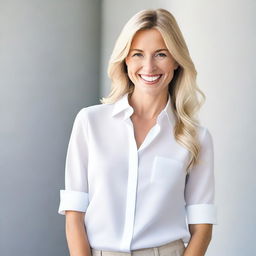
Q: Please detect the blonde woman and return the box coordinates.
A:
[58,8,217,256]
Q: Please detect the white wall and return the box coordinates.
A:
[101,0,256,255]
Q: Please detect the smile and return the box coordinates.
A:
[139,74,162,83]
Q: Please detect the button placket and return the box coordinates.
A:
[120,115,162,251]
[120,119,139,251]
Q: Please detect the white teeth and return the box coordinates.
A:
[140,75,161,82]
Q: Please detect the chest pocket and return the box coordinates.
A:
[150,156,185,186]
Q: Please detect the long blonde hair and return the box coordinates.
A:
[100,8,206,173]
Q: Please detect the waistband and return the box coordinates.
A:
[91,239,184,256]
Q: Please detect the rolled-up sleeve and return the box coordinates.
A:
[58,109,90,215]
[185,127,218,224]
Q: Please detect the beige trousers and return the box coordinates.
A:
[91,239,185,256]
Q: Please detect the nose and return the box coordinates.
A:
[142,56,157,73]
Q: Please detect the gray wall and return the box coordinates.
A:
[101,0,256,255]
[0,0,101,255]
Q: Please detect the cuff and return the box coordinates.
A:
[58,190,89,215]
[186,204,217,224]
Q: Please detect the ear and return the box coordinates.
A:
[124,56,129,65]
[124,61,128,73]
[174,61,179,70]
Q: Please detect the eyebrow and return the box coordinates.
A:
[130,49,169,53]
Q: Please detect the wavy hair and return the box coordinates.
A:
[100,8,206,173]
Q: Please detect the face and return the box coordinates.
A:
[125,28,179,96]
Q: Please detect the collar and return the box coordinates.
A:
[111,92,177,126]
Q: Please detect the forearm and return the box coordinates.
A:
[183,224,212,256]
[65,211,91,256]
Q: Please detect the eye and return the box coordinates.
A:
[132,53,143,57]
[156,53,167,57]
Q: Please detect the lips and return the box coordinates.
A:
[139,74,162,83]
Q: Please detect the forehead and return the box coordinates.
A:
[130,28,167,49]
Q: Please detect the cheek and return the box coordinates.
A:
[126,65,137,81]
[162,67,175,81]
[127,62,139,74]
[162,61,177,75]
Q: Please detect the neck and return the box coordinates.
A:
[128,90,168,120]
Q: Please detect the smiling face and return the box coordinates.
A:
[125,28,179,96]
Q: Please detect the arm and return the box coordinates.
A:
[184,128,217,255]
[58,109,91,254]
[66,211,91,256]
[183,224,212,256]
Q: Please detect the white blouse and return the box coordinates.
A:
[58,92,217,252]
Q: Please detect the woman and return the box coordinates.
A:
[58,8,217,256]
